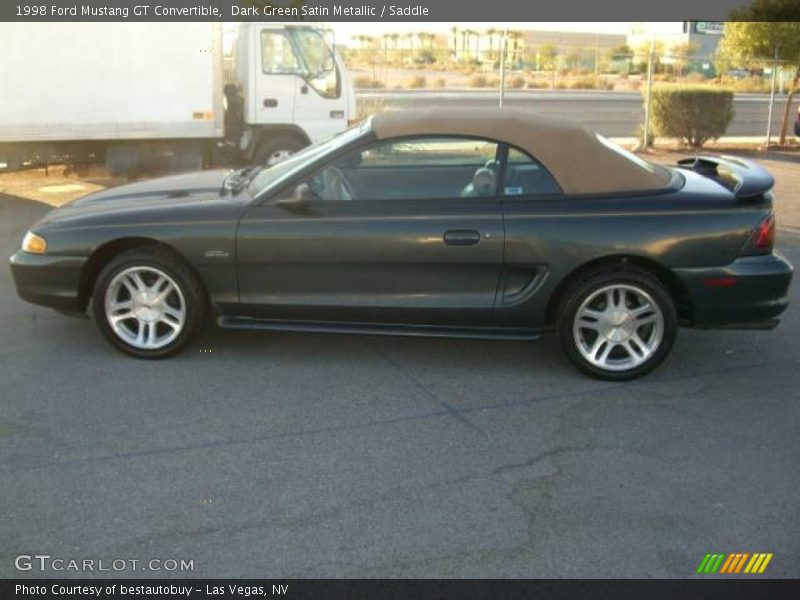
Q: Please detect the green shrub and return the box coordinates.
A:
[649,86,734,148]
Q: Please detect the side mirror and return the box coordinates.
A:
[276,183,313,210]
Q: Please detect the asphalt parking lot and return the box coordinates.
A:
[1,155,799,578]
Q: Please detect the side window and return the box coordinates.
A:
[260,30,301,75]
[502,147,562,197]
[306,137,501,202]
[292,28,340,99]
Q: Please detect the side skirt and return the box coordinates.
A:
[217,316,543,341]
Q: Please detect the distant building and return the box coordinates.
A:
[628,22,724,58]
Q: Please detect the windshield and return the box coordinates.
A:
[247,120,371,197]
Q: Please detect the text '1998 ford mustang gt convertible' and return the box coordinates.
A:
[10,108,794,380]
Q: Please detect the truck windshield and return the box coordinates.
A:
[248,121,370,198]
[293,29,339,99]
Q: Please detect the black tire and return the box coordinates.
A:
[253,135,306,166]
[556,266,677,381]
[92,246,206,359]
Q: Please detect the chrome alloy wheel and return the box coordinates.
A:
[104,266,186,350]
[572,284,664,372]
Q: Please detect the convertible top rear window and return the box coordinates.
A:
[595,134,671,182]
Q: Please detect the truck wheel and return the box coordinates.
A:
[253,135,306,166]
[92,247,206,359]
[556,267,677,381]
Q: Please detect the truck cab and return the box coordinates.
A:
[231,24,356,165]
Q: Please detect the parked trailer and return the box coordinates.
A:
[0,22,355,175]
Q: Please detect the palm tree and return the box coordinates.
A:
[450,26,459,61]
[507,30,524,67]
[390,33,400,64]
[487,28,497,63]
[403,32,414,61]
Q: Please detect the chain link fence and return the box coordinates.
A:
[344,39,800,146]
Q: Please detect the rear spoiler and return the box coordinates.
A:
[676,155,774,199]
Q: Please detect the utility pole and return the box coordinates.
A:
[765,46,779,148]
[642,38,655,151]
[499,28,508,108]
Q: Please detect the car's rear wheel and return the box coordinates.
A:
[92,247,205,358]
[557,267,677,380]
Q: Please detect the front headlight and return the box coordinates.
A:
[21,231,47,254]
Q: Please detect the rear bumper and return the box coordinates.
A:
[9,251,87,313]
[674,252,793,328]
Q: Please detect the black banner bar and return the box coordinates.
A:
[3,579,800,600]
[0,0,755,22]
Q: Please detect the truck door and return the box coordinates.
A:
[290,28,349,144]
[253,28,298,127]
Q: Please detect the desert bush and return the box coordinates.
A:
[568,77,612,90]
[685,72,708,83]
[526,79,548,89]
[554,81,568,89]
[649,86,734,148]
[468,74,489,88]
[354,76,384,89]
[730,77,772,94]
[509,75,526,89]
[433,77,446,89]
[406,75,427,89]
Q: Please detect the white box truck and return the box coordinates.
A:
[0,22,356,175]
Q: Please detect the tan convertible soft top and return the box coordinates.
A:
[371,107,671,195]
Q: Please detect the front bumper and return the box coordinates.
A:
[674,252,793,328]
[9,250,88,313]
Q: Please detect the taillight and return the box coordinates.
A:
[755,214,776,251]
[741,214,775,256]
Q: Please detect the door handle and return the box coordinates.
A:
[263,98,278,108]
[443,230,481,246]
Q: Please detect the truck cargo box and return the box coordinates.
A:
[0,23,224,143]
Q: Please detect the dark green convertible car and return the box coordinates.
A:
[9,108,793,380]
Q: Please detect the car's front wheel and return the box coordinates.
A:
[92,247,205,358]
[557,267,677,380]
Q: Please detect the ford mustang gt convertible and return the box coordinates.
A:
[10,108,793,380]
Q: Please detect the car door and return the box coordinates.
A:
[496,146,566,327]
[290,28,349,143]
[236,136,506,326]
[252,28,298,127]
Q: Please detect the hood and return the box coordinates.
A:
[70,168,231,208]
[35,169,235,228]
